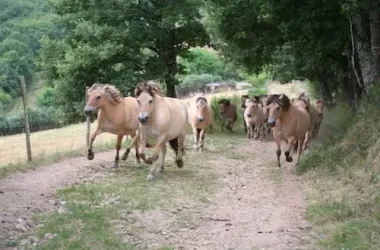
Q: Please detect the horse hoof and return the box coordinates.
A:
[87,151,94,160]
[286,156,293,163]
[136,159,141,164]
[145,157,154,164]
[159,167,164,173]
[121,155,128,161]
[176,159,184,168]
[111,162,119,168]
[147,174,155,181]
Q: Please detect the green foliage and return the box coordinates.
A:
[206,0,353,101]
[0,90,13,111]
[176,47,241,94]
[38,0,209,122]
[181,73,222,91]
[0,0,62,97]
[36,87,56,107]
[0,106,62,135]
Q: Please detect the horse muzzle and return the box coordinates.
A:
[84,106,96,115]
[138,115,149,125]
[247,113,252,118]
[197,116,204,122]
[268,119,276,127]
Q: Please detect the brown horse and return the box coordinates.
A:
[266,94,310,168]
[218,98,237,132]
[244,99,266,140]
[188,96,213,151]
[135,80,188,180]
[84,83,140,168]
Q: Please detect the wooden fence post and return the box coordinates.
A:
[85,86,90,148]
[20,76,32,162]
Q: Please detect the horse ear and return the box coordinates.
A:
[279,94,284,100]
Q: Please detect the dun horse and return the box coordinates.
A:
[266,94,310,168]
[135,80,188,180]
[244,99,266,140]
[84,83,141,168]
[312,99,324,138]
[218,99,237,132]
[188,96,213,151]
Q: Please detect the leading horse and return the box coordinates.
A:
[134,80,188,180]
[84,83,141,168]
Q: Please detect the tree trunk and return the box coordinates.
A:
[352,6,380,92]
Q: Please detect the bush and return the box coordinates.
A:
[0,106,63,135]
[36,86,56,106]
[0,90,13,111]
[180,74,222,93]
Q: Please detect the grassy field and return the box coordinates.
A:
[298,102,380,249]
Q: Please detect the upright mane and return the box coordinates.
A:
[196,96,208,104]
[265,94,281,106]
[88,83,122,104]
[134,80,164,97]
[276,94,291,111]
[218,98,230,105]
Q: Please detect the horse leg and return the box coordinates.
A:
[199,129,205,152]
[192,127,199,150]
[303,131,311,150]
[112,135,123,168]
[285,137,295,163]
[246,123,251,138]
[275,136,282,167]
[176,133,186,168]
[146,135,166,180]
[87,127,103,160]
[159,144,167,173]
[296,138,305,168]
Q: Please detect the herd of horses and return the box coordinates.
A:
[84,80,325,180]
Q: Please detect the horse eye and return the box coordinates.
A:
[149,100,152,104]
[96,96,101,100]
[276,107,280,110]
[137,100,140,104]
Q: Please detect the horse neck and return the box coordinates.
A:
[278,105,295,124]
[99,101,124,122]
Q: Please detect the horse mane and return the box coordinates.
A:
[218,98,230,105]
[253,95,261,103]
[265,94,281,106]
[196,96,208,104]
[276,94,291,111]
[134,80,164,97]
[88,83,122,104]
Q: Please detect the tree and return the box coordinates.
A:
[207,0,380,107]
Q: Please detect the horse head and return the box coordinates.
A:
[135,80,163,125]
[267,94,290,127]
[84,83,121,115]
[195,96,208,122]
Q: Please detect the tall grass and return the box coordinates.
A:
[299,101,380,249]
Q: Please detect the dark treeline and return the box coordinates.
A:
[1,0,379,126]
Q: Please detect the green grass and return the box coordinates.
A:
[299,101,380,249]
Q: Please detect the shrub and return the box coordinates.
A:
[0,90,13,111]
[36,87,56,106]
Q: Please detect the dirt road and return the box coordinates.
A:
[0,133,312,250]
